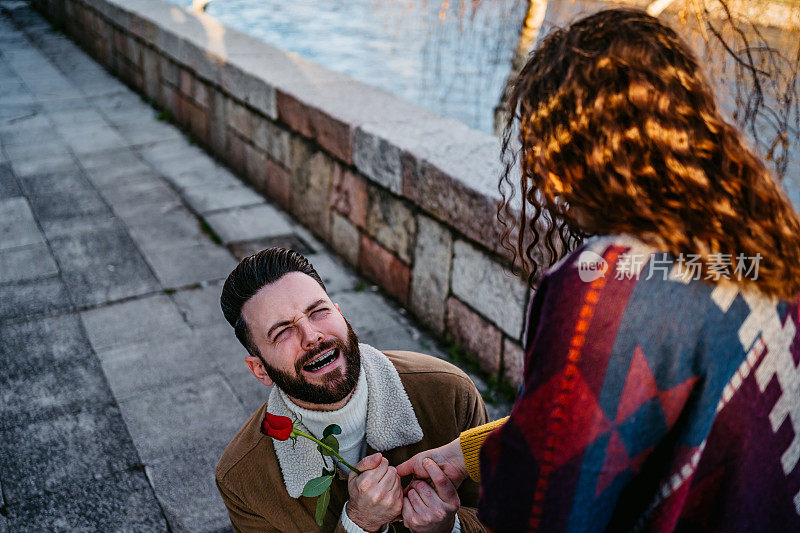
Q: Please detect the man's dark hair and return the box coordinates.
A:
[220,247,326,357]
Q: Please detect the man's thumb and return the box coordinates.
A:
[356,452,382,471]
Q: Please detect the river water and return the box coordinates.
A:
[167,0,528,134]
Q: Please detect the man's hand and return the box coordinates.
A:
[402,459,460,533]
[395,438,467,488]
[346,453,403,532]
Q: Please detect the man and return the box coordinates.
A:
[215,247,488,532]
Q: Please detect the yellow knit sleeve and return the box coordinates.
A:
[459,416,509,482]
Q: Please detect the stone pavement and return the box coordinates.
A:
[0,3,510,531]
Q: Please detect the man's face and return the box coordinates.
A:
[241,272,360,407]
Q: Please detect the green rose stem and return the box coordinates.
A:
[292,428,362,475]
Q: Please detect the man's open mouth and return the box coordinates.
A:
[302,348,340,373]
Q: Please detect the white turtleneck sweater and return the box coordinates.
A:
[280,368,368,474]
[280,366,461,533]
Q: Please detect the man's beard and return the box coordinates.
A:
[260,320,360,405]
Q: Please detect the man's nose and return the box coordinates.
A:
[298,320,323,349]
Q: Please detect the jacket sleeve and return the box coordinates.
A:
[216,476,281,533]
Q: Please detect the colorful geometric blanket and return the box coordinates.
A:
[479,235,800,532]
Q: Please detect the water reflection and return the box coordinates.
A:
[168,0,528,134]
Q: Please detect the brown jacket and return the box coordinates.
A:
[215,350,489,532]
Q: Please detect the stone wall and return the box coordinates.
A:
[28,0,530,387]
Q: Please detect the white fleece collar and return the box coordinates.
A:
[267,343,424,498]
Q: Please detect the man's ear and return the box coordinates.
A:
[334,302,341,314]
[245,356,274,387]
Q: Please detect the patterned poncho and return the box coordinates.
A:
[479,235,800,532]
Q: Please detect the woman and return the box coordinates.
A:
[398,8,800,532]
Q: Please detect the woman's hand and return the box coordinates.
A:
[396,438,467,488]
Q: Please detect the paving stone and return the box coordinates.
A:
[0,162,21,199]
[204,203,293,244]
[10,152,76,177]
[49,225,160,307]
[0,404,140,502]
[451,239,529,338]
[0,197,43,250]
[24,172,110,222]
[3,138,71,162]
[227,234,314,260]
[0,109,47,134]
[58,121,130,155]
[3,469,167,532]
[118,373,245,463]
[81,294,192,352]
[97,331,226,401]
[0,275,72,322]
[47,107,108,127]
[142,241,236,288]
[146,451,232,533]
[306,251,360,294]
[99,172,179,208]
[122,202,207,251]
[171,281,226,328]
[0,313,110,428]
[116,117,186,146]
[332,289,406,336]
[0,242,58,283]
[156,157,242,191]
[181,182,264,214]
[78,146,146,172]
[39,211,120,240]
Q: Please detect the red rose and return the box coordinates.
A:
[261,413,294,441]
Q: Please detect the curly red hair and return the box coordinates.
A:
[498,8,800,300]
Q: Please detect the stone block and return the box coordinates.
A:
[446,297,502,375]
[209,89,228,157]
[117,373,245,463]
[183,97,209,146]
[264,158,291,210]
[179,67,193,98]
[227,98,255,141]
[0,404,140,501]
[159,54,179,87]
[502,337,525,389]
[141,46,160,101]
[365,186,415,263]
[130,11,160,45]
[11,152,77,178]
[330,165,367,229]
[81,294,192,353]
[410,215,452,334]
[253,116,291,167]
[359,235,410,306]
[182,40,223,86]
[3,470,167,532]
[49,224,160,307]
[451,240,528,338]
[227,132,247,176]
[290,140,335,240]
[181,182,263,215]
[402,156,505,254]
[0,198,44,251]
[277,90,353,164]
[353,126,402,194]
[331,212,361,267]
[193,78,210,108]
[243,141,269,191]
[204,203,294,244]
[0,163,21,200]
[24,174,109,223]
[220,61,276,120]
[0,243,59,284]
